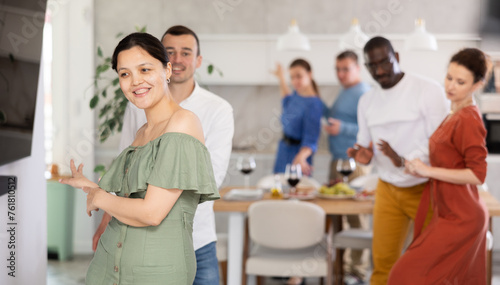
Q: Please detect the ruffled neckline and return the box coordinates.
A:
[128,132,207,151]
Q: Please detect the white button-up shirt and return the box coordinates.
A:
[119,82,234,250]
[357,73,448,187]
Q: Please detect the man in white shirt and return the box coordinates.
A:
[347,37,448,285]
[93,26,234,285]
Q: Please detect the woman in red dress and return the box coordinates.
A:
[388,48,489,284]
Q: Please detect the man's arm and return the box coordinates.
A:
[405,84,448,162]
[204,104,234,188]
[355,95,371,148]
[348,95,373,164]
[339,120,359,137]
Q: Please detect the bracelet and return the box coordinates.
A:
[400,156,406,168]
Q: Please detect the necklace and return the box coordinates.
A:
[450,102,474,116]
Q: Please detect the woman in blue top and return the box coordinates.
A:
[272,59,323,176]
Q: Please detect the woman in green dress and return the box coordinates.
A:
[60,32,219,284]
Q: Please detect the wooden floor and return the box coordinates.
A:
[47,253,500,285]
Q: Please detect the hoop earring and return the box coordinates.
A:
[167,78,170,84]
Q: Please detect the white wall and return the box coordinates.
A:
[194,35,480,85]
[50,0,95,254]
[0,64,46,285]
[93,0,483,86]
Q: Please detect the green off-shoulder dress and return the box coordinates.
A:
[85,132,219,285]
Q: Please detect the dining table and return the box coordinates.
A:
[214,186,500,285]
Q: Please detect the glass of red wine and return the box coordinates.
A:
[336,158,356,183]
[237,156,256,189]
[285,163,302,195]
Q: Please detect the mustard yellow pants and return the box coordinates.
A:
[370,179,432,285]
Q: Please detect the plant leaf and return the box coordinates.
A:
[97,64,110,73]
[207,64,214,74]
[119,98,128,108]
[114,88,124,98]
[97,46,103,57]
[116,32,123,38]
[93,164,106,173]
[112,77,119,86]
[89,95,99,109]
[99,104,111,118]
[100,127,110,143]
[136,25,147,33]
[108,119,117,131]
[102,89,107,98]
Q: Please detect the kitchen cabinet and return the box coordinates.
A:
[196,35,480,86]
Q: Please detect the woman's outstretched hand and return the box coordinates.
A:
[59,159,98,189]
[270,62,284,78]
[59,159,101,217]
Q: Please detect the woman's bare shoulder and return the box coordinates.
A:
[164,109,205,144]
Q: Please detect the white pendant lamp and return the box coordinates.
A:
[277,19,311,51]
[339,18,369,50]
[405,18,438,51]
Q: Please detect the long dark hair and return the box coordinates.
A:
[290,58,320,96]
[112,32,170,71]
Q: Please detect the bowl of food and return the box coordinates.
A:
[317,182,357,199]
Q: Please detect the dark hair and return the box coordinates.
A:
[161,25,200,56]
[337,50,359,64]
[450,48,487,83]
[290,58,320,96]
[111,32,169,71]
[363,36,395,55]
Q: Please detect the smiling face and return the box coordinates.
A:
[445,62,483,104]
[364,46,401,89]
[289,66,312,93]
[116,46,172,110]
[162,34,202,84]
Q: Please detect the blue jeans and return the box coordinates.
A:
[193,242,220,285]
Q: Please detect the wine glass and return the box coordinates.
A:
[236,156,256,189]
[285,163,302,195]
[336,158,356,183]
